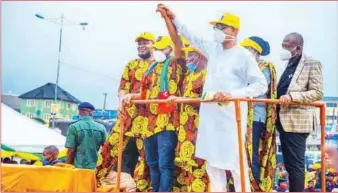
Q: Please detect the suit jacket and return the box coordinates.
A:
[279,54,323,133]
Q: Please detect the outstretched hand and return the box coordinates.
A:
[156,6,167,18]
[157,3,176,20]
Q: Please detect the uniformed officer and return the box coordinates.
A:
[65,102,107,169]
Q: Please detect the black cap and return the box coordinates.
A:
[78,102,95,111]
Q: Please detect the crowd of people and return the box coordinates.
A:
[4,3,333,192]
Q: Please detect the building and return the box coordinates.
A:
[1,93,21,112]
[72,109,117,120]
[19,83,81,122]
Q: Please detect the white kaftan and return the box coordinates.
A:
[173,18,268,191]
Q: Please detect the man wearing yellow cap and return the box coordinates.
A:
[240,36,277,192]
[156,8,210,192]
[157,4,268,192]
[121,35,185,192]
[96,32,155,191]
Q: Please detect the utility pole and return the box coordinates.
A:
[102,93,107,119]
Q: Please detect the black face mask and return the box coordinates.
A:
[139,52,151,60]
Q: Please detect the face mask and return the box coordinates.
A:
[213,29,235,43]
[280,48,292,61]
[187,63,197,72]
[280,46,297,61]
[153,50,167,63]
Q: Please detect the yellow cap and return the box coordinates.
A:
[209,13,240,30]
[240,38,263,53]
[181,36,190,47]
[150,36,173,50]
[182,46,204,56]
[135,32,156,43]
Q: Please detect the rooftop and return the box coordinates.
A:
[19,83,81,104]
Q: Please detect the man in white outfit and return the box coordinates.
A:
[158,4,268,192]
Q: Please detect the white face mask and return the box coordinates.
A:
[153,50,167,63]
[213,28,235,43]
[280,47,297,61]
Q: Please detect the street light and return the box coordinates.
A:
[35,13,88,128]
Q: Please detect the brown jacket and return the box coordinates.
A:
[279,54,323,133]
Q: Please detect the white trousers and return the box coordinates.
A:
[206,162,251,192]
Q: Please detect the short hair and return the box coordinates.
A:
[287,32,304,47]
[308,180,314,183]
[44,145,59,154]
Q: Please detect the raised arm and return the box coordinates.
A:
[158,4,214,57]
[157,7,184,59]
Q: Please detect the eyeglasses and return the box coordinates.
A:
[213,24,228,31]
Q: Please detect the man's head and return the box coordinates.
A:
[279,179,288,190]
[281,32,304,61]
[308,180,315,188]
[20,159,30,165]
[43,145,59,162]
[327,172,335,181]
[135,32,155,59]
[209,13,240,45]
[182,46,207,72]
[2,157,11,163]
[77,102,95,117]
[240,36,270,62]
[151,36,173,62]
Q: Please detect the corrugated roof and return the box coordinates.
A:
[19,83,81,104]
[1,94,21,111]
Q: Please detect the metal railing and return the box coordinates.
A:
[115,98,327,192]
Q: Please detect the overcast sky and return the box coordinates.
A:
[2,1,337,109]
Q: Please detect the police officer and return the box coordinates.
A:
[65,102,107,169]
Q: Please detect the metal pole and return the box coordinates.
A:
[52,14,63,129]
[102,93,107,119]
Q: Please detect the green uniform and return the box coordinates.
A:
[65,116,107,169]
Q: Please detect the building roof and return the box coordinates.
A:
[323,97,338,101]
[19,83,81,104]
[1,94,21,111]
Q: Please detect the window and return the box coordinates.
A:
[45,100,51,108]
[26,113,33,118]
[27,100,33,107]
[43,114,51,121]
[72,104,77,111]
[67,103,72,110]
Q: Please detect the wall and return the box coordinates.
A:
[20,99,78,121]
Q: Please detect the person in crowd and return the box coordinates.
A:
[2,157,11,164]
[65,102,107,169]
[326,172,338,192]
[120,34,185,192]
[20,159,30,165]
[305,180,316,192]
[96,32,155,191]
[326,147,338,171]
[157,4,267,192]
[275,178,289,192]
[157,6,209,192]
[240,36,277,192]
[277,32,323,192]
[42,145,61,166]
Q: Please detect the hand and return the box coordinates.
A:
[166,96,179,105]
[156,6,167,18]
[157,3,176,20]
[122,94,133,107]
[279,94,292,108]
[214,92,232,102]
